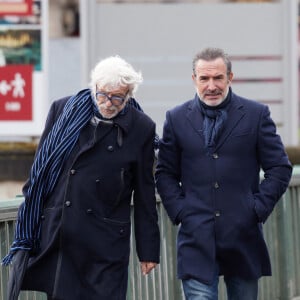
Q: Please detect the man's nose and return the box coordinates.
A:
[105,98,113,106]
[207,79,216,90]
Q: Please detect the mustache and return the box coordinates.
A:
[99,104,117,111]
[204,90,222,96]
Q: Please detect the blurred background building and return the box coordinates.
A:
[1,2,300,300]
[1,0,298,141]
[0,0,299,197]
[51,0,298,139]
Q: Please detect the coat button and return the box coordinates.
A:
[214,182,219,189]
[40,215,45,220]
[65,201,71,207]
[70,169,76,175]
[215,211,221,217]
[107,145,114,152]
[212,153,218,159]
[86,208,92,214]
[119,228,125,235]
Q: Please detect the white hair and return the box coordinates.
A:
[89,55,143,98]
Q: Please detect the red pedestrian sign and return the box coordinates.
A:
[0,0,32,16]
[0,65,33,121]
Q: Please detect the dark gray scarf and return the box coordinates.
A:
[198,89,231,152]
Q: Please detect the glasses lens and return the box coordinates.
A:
[96,92,126,106]
[110,96,124,106]
[96,92,106,100]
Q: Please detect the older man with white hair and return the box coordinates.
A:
[3,55,160,300]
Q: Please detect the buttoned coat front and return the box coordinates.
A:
[20,96,160,299]
[156,91,292,284]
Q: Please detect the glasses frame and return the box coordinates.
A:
[95,90,128,107]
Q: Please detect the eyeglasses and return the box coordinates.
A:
[95,91,128,106]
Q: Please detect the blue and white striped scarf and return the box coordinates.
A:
[2,89,93,265]
[2,88,158,265]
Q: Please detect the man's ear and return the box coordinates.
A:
[192,73,196,83]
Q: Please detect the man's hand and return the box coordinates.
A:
[140,261,157,275]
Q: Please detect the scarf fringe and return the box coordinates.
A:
[1,239,34,265]
[2,252,15,266]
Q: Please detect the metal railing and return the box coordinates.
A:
[1,168,300,300]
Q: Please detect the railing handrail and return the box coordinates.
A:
[0,166,300,300]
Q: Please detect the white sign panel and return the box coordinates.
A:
[0,0,48,138]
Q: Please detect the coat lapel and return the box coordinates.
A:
[186,96,204,138]
[215,94,245,151]
[186,93,245,151]
[76,120,113,153]
[76,106,133,153]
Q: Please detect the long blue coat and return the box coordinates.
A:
[20,96,160,299]
[156,91,292,284]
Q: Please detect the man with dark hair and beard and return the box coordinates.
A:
[156,47,292,300]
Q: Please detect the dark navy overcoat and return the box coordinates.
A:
[156,91,292,284]
[20,96,160,299]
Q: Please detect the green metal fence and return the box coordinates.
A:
[1,168,300,300]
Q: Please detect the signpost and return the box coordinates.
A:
[0,0,47,138]
[0,0,32,16]
[0,64,32,121]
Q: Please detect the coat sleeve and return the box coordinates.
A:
[133,120,160,263]
[254,105,292,223]
[155,110,186,225]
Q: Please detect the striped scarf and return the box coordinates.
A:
[2,88,154,265]
[2,89,93,265]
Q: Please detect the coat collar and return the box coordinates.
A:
[186,90,245,150]
[77,104,134,151]
[112,104,134,135]
[186,95,204,137]
[91,103,133,135]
